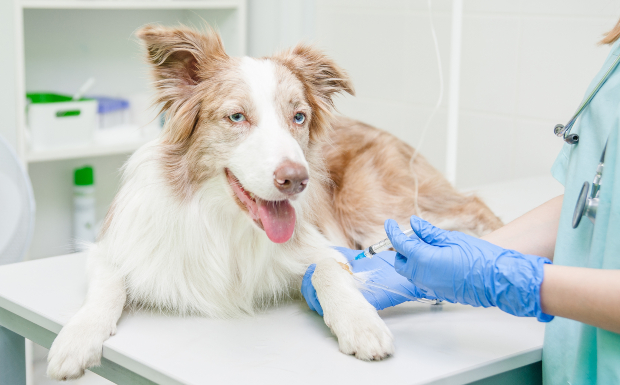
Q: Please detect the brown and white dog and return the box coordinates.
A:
[47,25,502,380]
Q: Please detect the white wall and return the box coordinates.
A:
[313,0,620,188]
[247,0,316,57]
[0,1,18,149]
[457,1,619,188]
[5,1,619,258]
[315,0,453,174]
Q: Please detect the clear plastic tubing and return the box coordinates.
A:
[353,275,440,305]
[356,228,415,260]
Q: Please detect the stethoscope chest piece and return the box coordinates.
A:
[573,181,595,228]
[572,141,606,229]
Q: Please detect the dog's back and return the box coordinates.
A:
[317,116,503,248]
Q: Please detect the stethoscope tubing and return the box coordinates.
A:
[556,54,620,144]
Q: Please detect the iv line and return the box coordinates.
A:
[352,274,440,305]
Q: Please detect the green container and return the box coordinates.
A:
[74,166,94,186]
[26,92,98,149]
[26,93,92,104]
[27,93,95,117]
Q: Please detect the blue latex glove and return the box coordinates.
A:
[385,216,554,322]
[302,247,431,315]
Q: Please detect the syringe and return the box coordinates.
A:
[355,228,415,260]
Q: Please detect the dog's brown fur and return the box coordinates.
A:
[131,25,502,248]
[315,117,503,248]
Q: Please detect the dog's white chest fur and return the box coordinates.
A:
[95,143,312,318]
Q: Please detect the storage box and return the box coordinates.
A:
[94,97,130,129]
[26,93,97,150]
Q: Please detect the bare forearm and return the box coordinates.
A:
[482,195,563,260]
[541,265,620,334]
[470,195,620,331]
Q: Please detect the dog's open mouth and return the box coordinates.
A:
[225,169,296,244]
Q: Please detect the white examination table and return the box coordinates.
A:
[0,176,564,385]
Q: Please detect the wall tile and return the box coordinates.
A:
[464,0,522,15]
[460,14,520,115]
[510,117,565,180]
[314,1,617,188]
[317,8,453,106]
[400,12,453,107]
[316,9,411,102]
[520,0,620,18]
[316,0,452,12]
[456,112,515,188]
[516,16,614,121]
[334,95,448,172]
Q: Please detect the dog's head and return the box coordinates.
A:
[137,25,353,244]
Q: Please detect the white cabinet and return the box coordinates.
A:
[12,0,246,258]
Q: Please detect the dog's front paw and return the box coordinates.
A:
[47,320,111,380]
[326,306,394,361]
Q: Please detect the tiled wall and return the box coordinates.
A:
[314,0,620,188]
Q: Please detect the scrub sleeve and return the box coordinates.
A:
[545,40,620,385]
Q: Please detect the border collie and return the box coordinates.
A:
[47,25,502,380]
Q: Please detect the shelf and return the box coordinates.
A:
[20,0,243,10]
[26,126,159,163]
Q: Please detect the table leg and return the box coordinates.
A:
[0,325,26,385]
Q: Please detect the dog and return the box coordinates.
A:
[46,25,502,380]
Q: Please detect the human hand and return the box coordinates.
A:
[385,216,553,321]
[302,247,430,315]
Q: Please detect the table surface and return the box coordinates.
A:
[0,253,546,385]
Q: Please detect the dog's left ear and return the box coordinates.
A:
[273,44,354,141]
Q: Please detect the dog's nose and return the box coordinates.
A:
[274,161,309,195]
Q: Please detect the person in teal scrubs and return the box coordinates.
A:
[302,23,620,384]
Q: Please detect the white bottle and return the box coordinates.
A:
[73,166,96,251]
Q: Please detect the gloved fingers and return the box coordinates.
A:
[301,264,324,316]
[373,250,397,266]
[396,281,433,300]
[361,280,413,310]
[393,251,423,282]
[394,252,408,273]
[385,219,434,258]
[409,216,450,245]
[360,287,392,311]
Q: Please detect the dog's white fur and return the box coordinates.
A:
[47,34,393,380]
[230,58,310,202]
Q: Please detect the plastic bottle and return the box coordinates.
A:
[73,166,95,251]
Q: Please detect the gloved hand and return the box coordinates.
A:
[385,216,554,322]
[302,247,431,315]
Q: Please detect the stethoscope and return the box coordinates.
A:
[572,141,607,228]
[555,54,620,228]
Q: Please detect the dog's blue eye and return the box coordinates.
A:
[229,113,246,122]
[294,113,305,124]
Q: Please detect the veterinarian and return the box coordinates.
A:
[302,22,620,384]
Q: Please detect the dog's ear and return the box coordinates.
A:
[136,25,228,144]
[273,44,354,141]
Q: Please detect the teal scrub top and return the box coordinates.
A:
[545,39,620,384]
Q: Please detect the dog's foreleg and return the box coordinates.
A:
[312,255,394,360]
[47,257,126,380]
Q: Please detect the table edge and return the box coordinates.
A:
[0,298,184,385]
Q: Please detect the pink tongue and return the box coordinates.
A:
[257,200,296,243]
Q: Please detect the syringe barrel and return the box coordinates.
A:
[369,238,392,255]
[369,228,415,255]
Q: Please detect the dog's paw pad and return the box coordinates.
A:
[330,310,394,361]
[47,321,108,381]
